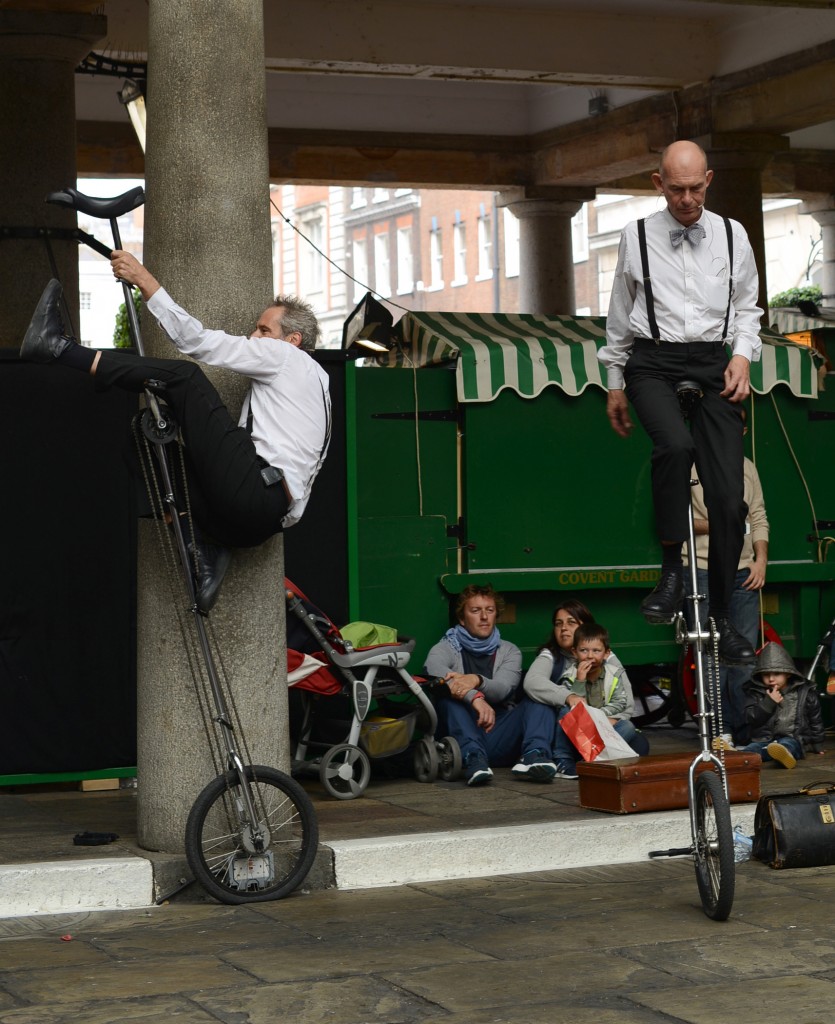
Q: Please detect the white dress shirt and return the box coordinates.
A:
[599,208,763,390]
[147,288,331,527]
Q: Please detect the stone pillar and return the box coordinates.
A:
[800,197,835,309]
[498,187,595,315]
[137,0,285,852]
[698,135,787,316]
[0,10,105,347]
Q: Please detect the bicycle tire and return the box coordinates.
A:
[693,769,735,921]
[185,764,318,904]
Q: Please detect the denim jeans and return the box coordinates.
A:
[686,567,758,744]
[739,735,802,763]
[438,695,555,766]
[553,705,649,764]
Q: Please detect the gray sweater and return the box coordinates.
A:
[424,638,522,707]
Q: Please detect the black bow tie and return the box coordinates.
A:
[670,223,706,248]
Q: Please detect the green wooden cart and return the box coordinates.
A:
[291,312,835,711]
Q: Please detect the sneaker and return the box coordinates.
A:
[766,741,797,769]
[512,749,557,782]
[463,752,493,787]
[554,761,579,780]
[711,734,735,752]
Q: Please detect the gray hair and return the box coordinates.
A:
[272,294,321,352]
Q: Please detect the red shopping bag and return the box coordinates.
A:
[560,703,605,762]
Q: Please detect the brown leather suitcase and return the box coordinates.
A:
[577,751,762,814]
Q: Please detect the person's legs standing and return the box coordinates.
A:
[724,572,759,742]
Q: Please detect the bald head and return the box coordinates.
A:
[658,141,708,178]
[652,141,712,227]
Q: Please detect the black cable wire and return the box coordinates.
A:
[269,195,413,316]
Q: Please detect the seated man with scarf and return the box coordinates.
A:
[424,584,557,786]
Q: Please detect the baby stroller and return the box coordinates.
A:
[285,579,462,799]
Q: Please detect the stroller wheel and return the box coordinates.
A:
[438,736,462,781]
[319,743,371,800]
[413,736,440,783]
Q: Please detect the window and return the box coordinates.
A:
[452,223,467,286]
[79,291,92,311]
[372,188,390,204]
[374,231,391,298]
[572,204,589,263]
[429,229,443,289]
[503,208,520,278]
[351,187,367,209]
[396,227,414,294]
[271,225,282,294]
[477,214,493,279]
[352,238,368,302]
[299,215,324,295]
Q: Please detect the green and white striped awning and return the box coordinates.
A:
[394,312,822,403]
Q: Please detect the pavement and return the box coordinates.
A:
[2,723,835,918]
[2,723,835,1022]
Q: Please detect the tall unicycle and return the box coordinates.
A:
[185,765,318,903]
[692,768,735,920]
[45,185,319,904]
[649,380,735,921]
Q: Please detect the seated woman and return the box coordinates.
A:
[523,598,648,778]
[424,584,557,787]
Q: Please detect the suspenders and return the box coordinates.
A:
[637,218,661,342]
[637,215,734,343]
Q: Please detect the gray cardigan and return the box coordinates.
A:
[424,638,522,707]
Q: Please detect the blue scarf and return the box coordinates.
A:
[444,624,502,656]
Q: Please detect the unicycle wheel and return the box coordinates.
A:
[693,769,735,921]
[184,764,318,904]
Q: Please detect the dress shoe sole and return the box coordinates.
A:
[20,279,67,363]
[717,649,756,668]
[641,609,678,625]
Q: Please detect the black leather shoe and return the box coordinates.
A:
[189,541,232,614]
[20,279,71,363]
[640,569,685,624]
[714,617,756,666]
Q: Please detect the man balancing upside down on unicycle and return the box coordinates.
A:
[20,252,331,612]
[598,140,764,666]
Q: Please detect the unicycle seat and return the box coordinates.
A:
[675,379,703,417]
[46,186,146,220]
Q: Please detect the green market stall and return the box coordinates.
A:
[291,313,835,688]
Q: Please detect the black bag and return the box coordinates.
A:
[753,780,835,869]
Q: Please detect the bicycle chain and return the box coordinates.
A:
[134,418,258,781]
[706,616,724,772]
[132,417,225,779]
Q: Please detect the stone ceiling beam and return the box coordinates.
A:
[264,0,714,89]
[76,41,835,192]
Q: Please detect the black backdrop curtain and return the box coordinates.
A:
[0,354,137,776]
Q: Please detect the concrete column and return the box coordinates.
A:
[137,0,285,852]
[800,197,835,309]
[0,10,104,347]
[498,187,595,315]
[699,135,786,316]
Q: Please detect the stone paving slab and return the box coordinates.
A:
[1,861,835,1024]
[3,725,835,918]
[631,974,835,1024]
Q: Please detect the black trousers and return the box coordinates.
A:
[624,339,745,616]
[96,351,289,548]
